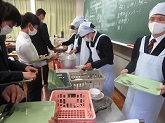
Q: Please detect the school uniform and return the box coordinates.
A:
[16,31,46,101]
[30,22,54,85]
[122,34,165,123]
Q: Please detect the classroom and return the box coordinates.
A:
[0,0,165,123]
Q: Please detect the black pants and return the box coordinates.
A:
[42,64,49,85]
[26,68,43,102]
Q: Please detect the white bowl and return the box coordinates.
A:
[75,65,85,69]
[89,88,101,98]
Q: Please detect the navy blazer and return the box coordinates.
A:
[0,35,27,83]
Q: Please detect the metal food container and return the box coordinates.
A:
[58,53,76,69]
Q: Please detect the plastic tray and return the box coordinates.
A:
[50,90,96,123]
[68,70,105,91]
[48,71,72,91]
[0,101,55,123]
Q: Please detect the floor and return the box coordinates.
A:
[41,61,125,110]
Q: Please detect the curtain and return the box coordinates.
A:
[5,0,76,39]
[5,0,31,39]
[35,0,76,38]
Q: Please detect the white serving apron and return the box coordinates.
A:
[122,36,165,123]
[89,34,115,97]
[80,38,90,65]
[73,35,80,66]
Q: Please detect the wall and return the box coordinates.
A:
[76,0,84,16]
[113,43,132,96]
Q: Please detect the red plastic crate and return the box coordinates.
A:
[49,90,96,123]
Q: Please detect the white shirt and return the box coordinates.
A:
[149,34,165,53]
[16,31,47,67]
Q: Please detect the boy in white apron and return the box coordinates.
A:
[121,2,165,123]
[78,22,115,97]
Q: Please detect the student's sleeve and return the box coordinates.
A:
[92,36,113,68]
[41,23,54,50]
[8,59,27,71]
[0,71,24,83]
[62,34,76,46]
[125,38,141,73]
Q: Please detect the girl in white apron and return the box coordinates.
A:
[89,34,115,97]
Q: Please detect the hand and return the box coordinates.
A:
[85,63,92,70]
[22,72,37,80]
[2,84,26,103]
[25,66,38,74]
[120,69,128,74]
[71,49,77,53]
[54,52,59,59]
[48,111,58,123]
[157,85,165,94]
[48,116,58,123]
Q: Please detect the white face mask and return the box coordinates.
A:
[41,19,44,22]
[29,28,38,36]
[0,25,13,35]
[84,36,91,42]
[70,29,75,33]
[148,22,165,34]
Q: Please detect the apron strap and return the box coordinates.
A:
[94,34,106,48]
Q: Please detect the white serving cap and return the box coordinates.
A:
[71,16,85,28]
[78,22,95,37]
[149,2,165,18]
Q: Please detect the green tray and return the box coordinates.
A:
[48,70,65,88]
[29,53,54,64]
[115,74,163,95]
[0,101,55,123]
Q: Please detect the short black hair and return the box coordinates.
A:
[0,1,6,26]
[21,12,40,29]
[70,25,75,30]
[36,8,46,16]
[3,1,21,27]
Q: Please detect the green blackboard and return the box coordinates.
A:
[84,0,165,44]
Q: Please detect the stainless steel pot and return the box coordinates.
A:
[59,54,76,69]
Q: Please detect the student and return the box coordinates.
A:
[78,21,115,97]
[16,12,58,101]
[30,8,56,86]
[0,1,37,104]
[121,2,165,123]
[62,16,89,65]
